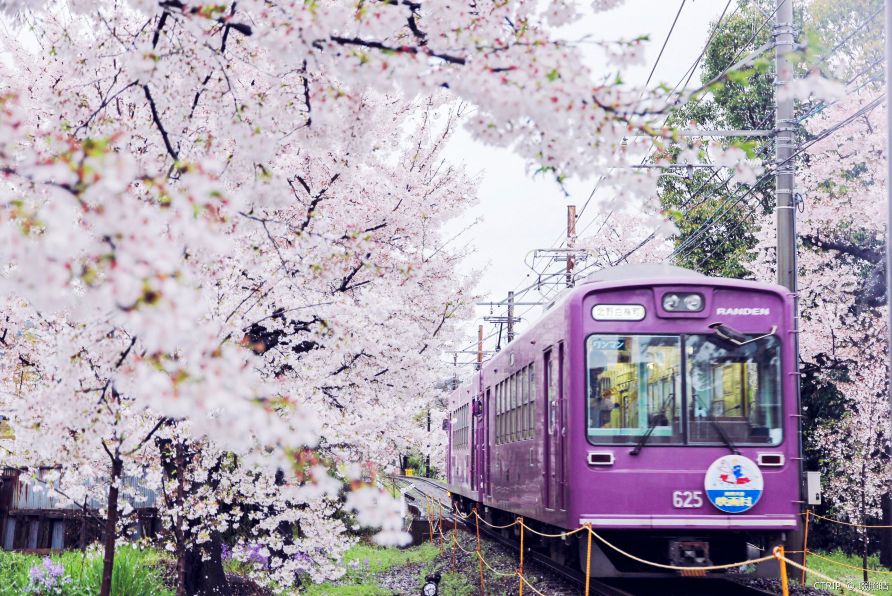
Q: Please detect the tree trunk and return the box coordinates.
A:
[183,533,230,595]
[862,462,869,584]
[99,456,123,596]
[175,442,187,596]
[882,494,892,568]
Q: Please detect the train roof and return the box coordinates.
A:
[580,263,705,283]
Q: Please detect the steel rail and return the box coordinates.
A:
[393,476,777,596]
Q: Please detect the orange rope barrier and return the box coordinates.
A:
[474,508,486,596]
[807,511,892,529]
[776,549,873,596]
[776,546,789,596]
[584,525,593,596]
[801,509,810,584]
[804,549,892,575]
[518,518,524,596]
[427,497,435,545]
[451,515,457,571]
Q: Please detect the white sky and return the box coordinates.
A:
[443,0,730,363]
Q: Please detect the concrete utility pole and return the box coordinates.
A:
[566,205,577,287]
[507,291,515,343]
[775,0,796,292]
[883,0,892,568]
[775,0,805,565]
[476,324,483,371]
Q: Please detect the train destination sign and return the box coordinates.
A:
[591,304,646,321]
[704,455,764,513]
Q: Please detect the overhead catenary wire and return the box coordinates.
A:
[668,92,885,265]
[457,1,797,362]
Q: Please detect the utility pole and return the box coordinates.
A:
[507,291,515,343]
[566,205,577,287]
[882,0,892,568]
[775,2,796,292]
[424,407,431,478]
[775,0,806,565]
[476,324,483,371]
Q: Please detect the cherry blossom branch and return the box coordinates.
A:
[142,84,179,162]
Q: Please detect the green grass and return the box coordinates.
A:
[429,571,475,596]
[299,542,442,594]
[802,549,892,595]
[342,542,440,573]
[302,582,392,595]
[0,545,173,596]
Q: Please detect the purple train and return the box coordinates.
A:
[445,264,801,576]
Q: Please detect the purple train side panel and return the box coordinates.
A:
[445,264,801,574]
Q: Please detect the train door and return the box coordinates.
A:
[544,348,557,509]
[484,388,492,498]
[557,342,566,510]
[470,396,477,492]
[473,395,485,493]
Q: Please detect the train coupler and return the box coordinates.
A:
[669,540,711,570]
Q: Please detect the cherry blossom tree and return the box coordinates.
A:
[749,95,891,572]
[0,0,741,591]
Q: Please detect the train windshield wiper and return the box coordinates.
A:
[630,392,674,456]
[691,394,740,455]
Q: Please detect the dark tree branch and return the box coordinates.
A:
[338,262,364,292]
[115,336,138,369]
[327,36,466,65]
[801,234,883,264]
[143,85,180,162]
[152,11,170,48]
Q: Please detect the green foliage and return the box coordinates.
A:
[343,542,439,574]
[804,0,884,88]
[302,582,392,595]
[424,571,475,596]
[803,550,892,595]
[0,546,173,596]
[656,0,780,278]
[299,542,441,594]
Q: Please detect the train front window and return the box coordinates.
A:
[586,335,682,444]
[686,335,783,446]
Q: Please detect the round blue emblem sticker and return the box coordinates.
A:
[704,455,763,513]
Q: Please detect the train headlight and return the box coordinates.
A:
[662,292,704,312]
[663,294,681,311]
[683,294,703,311]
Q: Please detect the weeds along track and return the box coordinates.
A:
[391,476,780,596]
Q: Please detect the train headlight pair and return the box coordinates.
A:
[662,292,704,313]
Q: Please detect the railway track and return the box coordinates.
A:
[393,476,779,596]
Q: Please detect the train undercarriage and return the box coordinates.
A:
[450,492,786,579]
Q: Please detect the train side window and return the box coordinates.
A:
[527,365,535,439]
[496,383,502,445]
[511,373,523,441]
[517,368,524,440]
[517,368,527,441]
[523,366,533,439]
[501,380,506,444]
[498,381,504,444]
[547,353,556,435]
[512,373,518,442]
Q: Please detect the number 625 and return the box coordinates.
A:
[672,490,703,508]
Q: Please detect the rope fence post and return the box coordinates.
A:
[518,518,524,596]
[452,515,457,571]
[437,500,444,548]
[801,509,810,584]
[774,546,790,596]
[426,497,435,545]
[474,508,486,596]
[584,524,593,596]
